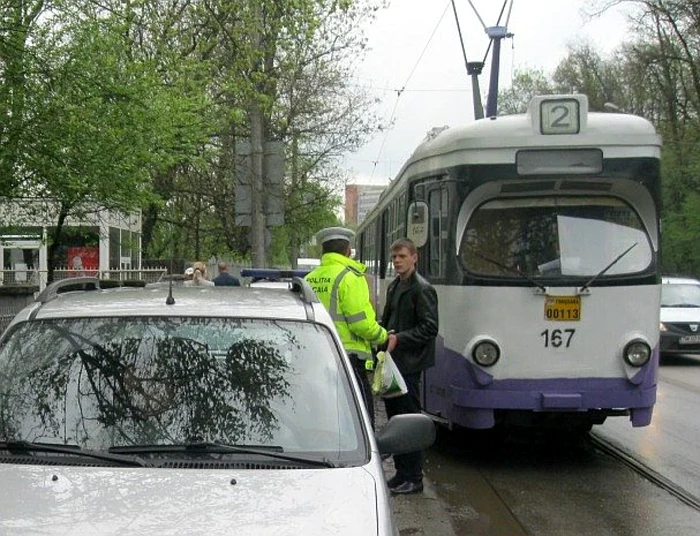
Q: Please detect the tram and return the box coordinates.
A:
[357,94,662,431]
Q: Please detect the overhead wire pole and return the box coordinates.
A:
[451,0,484,119]
[467,0,514,118]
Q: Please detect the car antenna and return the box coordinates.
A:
[166,264,175,305]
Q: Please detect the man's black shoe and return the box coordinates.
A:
[386,474,404,489]
[389,481,423,495]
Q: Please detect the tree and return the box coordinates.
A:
[498,68,553,114]
[141,0,383,265]
[7,2,214,278]
[0,0,47,196]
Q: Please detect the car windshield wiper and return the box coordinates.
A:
[579,242,638,293]
[470,250,547,292]
[108,442,336,468]
[0,440,149,467]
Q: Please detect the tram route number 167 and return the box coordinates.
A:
[540,329,575,348]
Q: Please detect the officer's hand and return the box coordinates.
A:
[386,333,398,353]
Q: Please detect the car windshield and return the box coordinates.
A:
[0,316,365,462]
[460,196,653,279]
[661,283,700,307]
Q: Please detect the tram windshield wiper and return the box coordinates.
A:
[108,442,336,468]
[579,242,637,293]
[0,440,149,467]
[470,250,547,292]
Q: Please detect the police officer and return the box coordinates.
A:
[305,227,397,427]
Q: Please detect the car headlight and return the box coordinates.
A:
[659,322,667,332]
[472,340,500,366]
[623,340,651,367]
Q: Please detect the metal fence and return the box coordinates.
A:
[0,268,168,334]
[0,267,168,289]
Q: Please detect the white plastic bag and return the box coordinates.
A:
[371,351,408,398]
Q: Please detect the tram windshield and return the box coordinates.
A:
[460,196,653,279]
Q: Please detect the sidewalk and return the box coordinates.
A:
[375,400,458,536]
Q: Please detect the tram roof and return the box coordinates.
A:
[411,111,660,163]
[357,96,662,232]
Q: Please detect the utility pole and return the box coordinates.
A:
[249,100,267,267]
[248,2,267,267]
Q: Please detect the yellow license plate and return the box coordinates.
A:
[544,296,581,321]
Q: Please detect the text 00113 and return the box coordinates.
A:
[544,295,581,321]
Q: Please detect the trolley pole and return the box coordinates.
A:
[484,25,512,118]
[467,62,485,120]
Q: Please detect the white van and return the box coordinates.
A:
[0,277,435,535]
[296,257,320,271]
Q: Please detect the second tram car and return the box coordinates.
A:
[357,94,661,431]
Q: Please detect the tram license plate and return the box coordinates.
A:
[544,296,581,321]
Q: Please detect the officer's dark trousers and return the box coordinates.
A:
[383,371,422,483]
[350,354,374,429]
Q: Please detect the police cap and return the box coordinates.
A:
[316,226,355,245]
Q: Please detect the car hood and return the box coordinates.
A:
[0,465,381,535]
[660,306,700,323]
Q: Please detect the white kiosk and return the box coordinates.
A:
[0,198,141,291]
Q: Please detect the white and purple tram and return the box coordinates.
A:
[357,94,661,431]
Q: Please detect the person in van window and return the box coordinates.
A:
[186,261,214,287]
[212,262,241,287]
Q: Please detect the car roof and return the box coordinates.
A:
[6,277,330,326]
[661,275,700,285]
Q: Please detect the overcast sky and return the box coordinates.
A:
[343,0,636,185]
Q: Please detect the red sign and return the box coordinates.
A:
[67,247,99,276]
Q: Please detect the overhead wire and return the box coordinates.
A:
[368,0,452,180]
[451,0,472,79]
[365,0,516,179]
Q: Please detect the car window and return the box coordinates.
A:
[0,316,365,462]
[661,283,700,307]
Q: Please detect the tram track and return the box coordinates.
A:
[589,434,700,512]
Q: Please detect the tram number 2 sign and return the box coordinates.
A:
[540,98,581,135]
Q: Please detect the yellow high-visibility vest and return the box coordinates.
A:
[305,252,387,360]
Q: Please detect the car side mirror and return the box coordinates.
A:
[375,413,436,456]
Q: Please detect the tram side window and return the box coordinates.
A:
[362,221,377,275]
[397,195,406,238]
[428,188,448,278]
[385,203,396,278]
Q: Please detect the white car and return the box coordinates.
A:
[0,276,434,535]
[660,275,700,355]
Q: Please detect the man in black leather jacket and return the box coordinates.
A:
[380,238,438,495]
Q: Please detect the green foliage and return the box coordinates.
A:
[498,68,553,114]
[662,192,700,276]
[1,0,386,269]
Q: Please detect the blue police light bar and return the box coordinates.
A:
[240,268,311,279]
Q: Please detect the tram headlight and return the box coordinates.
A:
[472,341,500,367]
[623,340,651,367]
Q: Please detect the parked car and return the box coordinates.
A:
[242,268,311,289]
[660,275,700,355]
[0,276,435,536]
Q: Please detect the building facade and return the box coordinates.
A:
[344,184,385,226]
[0,198,142,290]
